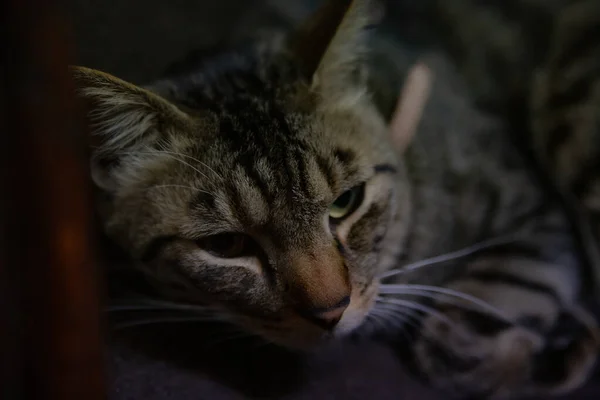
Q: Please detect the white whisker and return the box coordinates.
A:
[369,308,415,341]
[114,150,213,182]
[378,284,511,322]
[203,331,255,347]
[154,149,222,180]
[380,235,518,279]
[376,297,457,328]
[144,184,213,196]
[112,315,224,331]
[364,312,388,337]
[374,302,422,327]
[107,298,217,314]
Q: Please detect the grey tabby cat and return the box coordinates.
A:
[424,0,600,290]
[72,0,600,398]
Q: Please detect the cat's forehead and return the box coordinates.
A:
[181,112,369,233]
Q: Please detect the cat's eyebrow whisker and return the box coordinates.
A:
[378,284,512,323]
[153,147,223,180]
[379,234,519,279]
[111,148,222,180]
[143,184,213,196]
[112,150,215,183]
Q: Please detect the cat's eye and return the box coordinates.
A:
[329,184,365,221]
[196,233,251,259]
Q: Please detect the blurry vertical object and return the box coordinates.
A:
[0,0,106,399]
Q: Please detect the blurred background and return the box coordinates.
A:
[70,0,314,83]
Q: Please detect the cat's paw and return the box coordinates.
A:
[413,309,541,399]
[530,306,600,396]
[411,292,599,399]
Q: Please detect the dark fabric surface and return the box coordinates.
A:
[107,322,600,400]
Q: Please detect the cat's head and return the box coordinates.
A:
[74,0,419,348]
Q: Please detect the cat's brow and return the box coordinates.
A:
[374,164,398,174]
[141,235,178,262]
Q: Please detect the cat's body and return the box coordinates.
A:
[410,0,600,292]
[74,0,600,398]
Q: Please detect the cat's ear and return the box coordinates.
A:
[289,0,382,105]
[389,61,433,153]
[71,66,191,191]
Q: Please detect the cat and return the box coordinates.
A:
[72,0,599,398]
[414,0,600,293]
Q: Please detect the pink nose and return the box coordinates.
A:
[300,296,350,330]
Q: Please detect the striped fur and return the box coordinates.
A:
[72,0,599,398]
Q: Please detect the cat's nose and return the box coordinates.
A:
[302,296,350,330]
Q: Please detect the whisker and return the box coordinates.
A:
[144,184,213,196]
[106,304,184,312]
[369,309,415,341]
[374,303,460,364]
[203,331,255,348]
[114,150,213,182]
[376,297,457,329]
[114,149,222,180]
[112,315,224,331]
[153,148,223,180]
[380,234,518,279]
[378,284,512,322]
[107,297,218,314]
[364,311,390,336]
[374,302,422,329]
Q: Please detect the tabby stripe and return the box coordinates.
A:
[295,149,312,197]
[192,191,216,211]
[458,309,512,336]
[465,270,561,303]
[141,235,178,263]
[374,164,397,174]
[570,154,600,197]
[555,20,600,70]
[245,161,273,203]
[314,154,337,190]
[503,202,557,238]
[545,71,595,112]
[544,120,571,163]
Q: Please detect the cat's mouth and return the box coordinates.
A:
[233,281,380,350]
[334,281,379,335]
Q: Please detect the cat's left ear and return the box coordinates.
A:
[289,0,382,106]
[71,66,192,191]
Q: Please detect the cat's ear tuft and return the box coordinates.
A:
[389,61,433,153]
[71,66,191,191]
[289,0,383,105]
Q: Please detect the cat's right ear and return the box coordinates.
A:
[288,0,382,107]
[71,66,192,191]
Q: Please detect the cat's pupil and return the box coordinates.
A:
[334,190,354,209]
[197,233,248,258]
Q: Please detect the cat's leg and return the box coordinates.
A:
[409,239,599,399]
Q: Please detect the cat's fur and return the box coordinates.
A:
[413,0,600,292]
[73,0,600,398]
